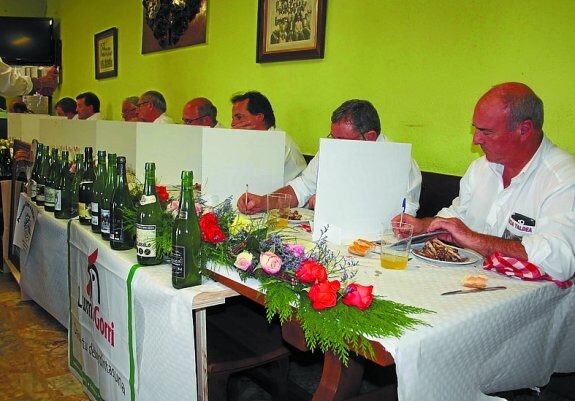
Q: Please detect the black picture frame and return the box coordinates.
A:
[94,27,118,79]
[256,0,327,63]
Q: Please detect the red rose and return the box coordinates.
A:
[199,213,226,244]
[296,260,328,284]
[156,186,169,203]
[308,280,341,310]
[342,283,374,311]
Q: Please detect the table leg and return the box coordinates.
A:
[312,351,364,401]
[194,309,208,401]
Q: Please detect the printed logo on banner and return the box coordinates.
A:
[77,249,116,347]
[15,201,36,253]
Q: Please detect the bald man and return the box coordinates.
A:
[182,97,221,127]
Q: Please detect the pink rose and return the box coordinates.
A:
[342,283,374,311]
[308,280,341,310]
[286,244,305,257]
[195,203,202,216]
[234,251,254,271]
[260,252,283,274]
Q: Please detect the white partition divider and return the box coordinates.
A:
[7,113,64,143]
[201,128,285,205]
[95,121,137,171]
[135,123,203,185]
[313,139,412,244]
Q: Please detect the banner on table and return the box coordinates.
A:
[68,222,137,401]
[13,195,38,257]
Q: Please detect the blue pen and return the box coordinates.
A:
[400,198,406,225]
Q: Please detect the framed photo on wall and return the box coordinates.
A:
[94,27,118,79]
[257,0,327,63]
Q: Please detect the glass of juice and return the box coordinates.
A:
[380,222,413,270]
[266,193,291,228]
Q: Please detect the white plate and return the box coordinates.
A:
[411,244,479,265]
[288,208,314,224]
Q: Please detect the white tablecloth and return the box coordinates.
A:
[210,245,575,401]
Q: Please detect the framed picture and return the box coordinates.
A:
[257,0,327,63]
[94,28,118,79]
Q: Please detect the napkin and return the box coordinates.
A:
[483,252,573,289]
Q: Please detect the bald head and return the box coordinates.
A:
[182,97,218,127]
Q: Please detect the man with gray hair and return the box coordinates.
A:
[137,90,173,123]
[182,97,221,127]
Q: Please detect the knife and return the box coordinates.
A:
[441,286,507,296]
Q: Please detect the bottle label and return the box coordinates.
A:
[36,184,45,202]
[30,180,37,198]
[54,190,62,211]
[91,203,99,225]
[171,245,185,278]
[78,202,91,220]
[100,209,110,234]
[45,187,55,206]
[91,202,99,213]
[177,211,188,220]
[110,219,128,242]
[136,224,157,258]
[140,194,157,206]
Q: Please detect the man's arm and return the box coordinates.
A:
[237,185,299,214]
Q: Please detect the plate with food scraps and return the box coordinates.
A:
[286,208,314,224]
[411,239,479,265]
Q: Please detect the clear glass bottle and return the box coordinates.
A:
[172,171,202,288]
[137,162,163,265]
[78,147,95,225]
[100,153,117,240]
[30,143,43,202]
[44,147,59,212]
[110,156,135,250]
[91,150,107,232]
[35,145,49,206]
[54,150,71,219]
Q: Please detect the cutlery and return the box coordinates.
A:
[441,286,507,296]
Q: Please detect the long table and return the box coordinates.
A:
[209,242,575,401]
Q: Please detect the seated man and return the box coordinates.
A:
[137,90,174,123]
[55,97,77,119]
[182,97,222,127]
[238,99,422,215]
[121,96,140,122]
[231,91,306,184]
[76,92,103,120]
[394,82,575,282]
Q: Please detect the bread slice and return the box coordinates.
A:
[462,274,488,289]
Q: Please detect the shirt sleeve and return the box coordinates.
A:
[0,58,33,97]
[405,158,422,215]
[288,154,319,207]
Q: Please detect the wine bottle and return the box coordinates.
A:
[136,162,163,265]
[100,153,117,240]
[30,143,43,201]
[35,145,49,206]
[44,147,59,212]
[78,147,95,225]
[91,150,107,233]
[172,171,202,288]
[110,156,135,250]
[70,153,84,218]
[54,150,71,219]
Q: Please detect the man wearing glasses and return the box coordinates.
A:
[182,97,221,127]
[238,99,422,214]
[121,96,140,122]
[137,90,174,124]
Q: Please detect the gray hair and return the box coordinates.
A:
[331,99,381,136]
[141,90,167,113]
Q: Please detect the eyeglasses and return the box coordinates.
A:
[182,115,207,125]
[137,101,149,108]
[326,132,366,140]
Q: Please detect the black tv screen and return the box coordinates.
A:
[0,17,55,66]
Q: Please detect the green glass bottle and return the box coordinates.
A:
[54,150,71,219]
[78,147,95,225]
[172,171,202,288]
[91,150,107,233]
[44,147,60,212]
[35,145,49,206]
[136,162,163,265]
[70,153,84,218]
[110,156,135,250]
[100,153,117,240]
[30,143,43,202]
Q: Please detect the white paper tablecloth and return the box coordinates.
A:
[210,245,575,401]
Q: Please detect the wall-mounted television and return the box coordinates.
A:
[0,17,56,66]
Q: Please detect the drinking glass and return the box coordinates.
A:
[266,193,291,228]
[380,222,413,270]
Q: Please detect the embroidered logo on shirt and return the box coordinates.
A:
[503,212,536,240]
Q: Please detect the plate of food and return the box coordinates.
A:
[411,238,479,265]
[284,208,314,224]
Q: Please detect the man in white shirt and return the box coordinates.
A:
[238,99,422,215]
[231,91,306,184]
[395,82,575,281]
[182,97,222,127]
[76,92,103,120]
[0,57,58,97]
[137,90,174,124]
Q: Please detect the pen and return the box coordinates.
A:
[245,184,248,210]
[400,198,406,225]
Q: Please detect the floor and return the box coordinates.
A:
[1,271,573,401]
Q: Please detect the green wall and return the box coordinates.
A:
[47,0,575,176]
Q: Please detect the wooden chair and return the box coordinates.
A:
[207,298,290,401]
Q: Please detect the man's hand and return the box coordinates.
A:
[308,194,316,209]
[237,192,266,214]
[32,67,59,96]
[390,214,431,235]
